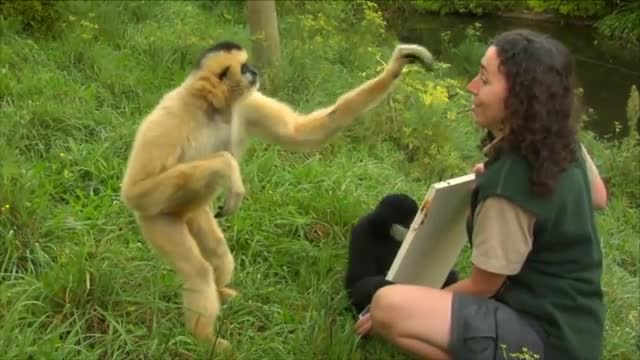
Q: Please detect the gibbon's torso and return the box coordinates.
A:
[125,85,235,185]
[180,115,231,163]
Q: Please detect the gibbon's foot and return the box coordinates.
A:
[211,337,230,352]
[219,286,239,302]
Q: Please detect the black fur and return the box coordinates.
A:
[195,40,244,69]
[209,40,244,53]
[344,193,459,315]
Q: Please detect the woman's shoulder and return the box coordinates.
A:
[481,152,531,185]
[477,153,548,218]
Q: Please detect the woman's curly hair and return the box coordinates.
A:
[484,29,580,197]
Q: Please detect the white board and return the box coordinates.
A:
[385,172,475,287]
[357,173,476,320]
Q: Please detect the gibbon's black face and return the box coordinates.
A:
[196,41,260,100]
[240,62,259,88]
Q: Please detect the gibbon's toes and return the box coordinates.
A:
[219,286,239,302]
[212,337,231,352]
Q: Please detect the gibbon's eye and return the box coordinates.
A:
[240,63,248,74]
[218,66,230,80]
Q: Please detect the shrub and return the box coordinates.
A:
[525,0,612,18]
[596,1,640,47]
[598,85,640,208]
[0,0,62,35]
[403,0,516,16]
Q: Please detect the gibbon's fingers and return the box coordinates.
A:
[389,44,435,72]
[121,151,242,217]
[214,187,245,218]
[390,224,409,242]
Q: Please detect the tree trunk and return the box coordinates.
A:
[247,0,280,68]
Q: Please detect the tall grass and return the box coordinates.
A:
[1,1,638,359]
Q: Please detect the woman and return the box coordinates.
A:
[355,29,608,360]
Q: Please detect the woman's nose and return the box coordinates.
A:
[466,75,480,94]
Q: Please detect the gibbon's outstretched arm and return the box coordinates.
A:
[233,45,434,152]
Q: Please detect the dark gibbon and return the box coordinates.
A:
[345,194,459,315]
[120,41,435,350]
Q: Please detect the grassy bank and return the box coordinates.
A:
[1,1,638,359]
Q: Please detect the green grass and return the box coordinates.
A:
[1,1,638,359]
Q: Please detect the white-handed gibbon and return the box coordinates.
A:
[120,40,434,350]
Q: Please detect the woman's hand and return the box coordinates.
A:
[355,312,373,337]
[470,162,485,190]
[472,162,485,175]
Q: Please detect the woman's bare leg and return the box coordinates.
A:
[390,338,452,360]
[369,284,454,359]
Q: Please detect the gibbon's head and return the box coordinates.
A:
[192,41,259,109]
[374,193,418,229]
[367,193,418,236]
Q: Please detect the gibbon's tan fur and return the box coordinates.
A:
[120,41,433,350]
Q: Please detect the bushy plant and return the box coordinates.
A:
[525,0,612,18]
[438,22,488,80]
[0,0,62,35]
[595,85,640,208]
[596,1,640,47]
[406,0,516,16]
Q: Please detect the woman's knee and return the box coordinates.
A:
[369,285,406,336]
[370,285,454,343]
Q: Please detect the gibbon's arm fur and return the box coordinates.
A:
[231,45,435,154]
[119,41,434,351]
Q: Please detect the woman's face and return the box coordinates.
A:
[466,46,508,135]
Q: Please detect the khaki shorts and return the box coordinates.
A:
[448,293,546,360]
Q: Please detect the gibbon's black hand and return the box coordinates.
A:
[391,44,435,71]
[403,53,435,71]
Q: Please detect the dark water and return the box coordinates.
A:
[386,13,640,140]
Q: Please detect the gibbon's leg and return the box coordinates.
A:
[187,206,238,302]
[122,151,244,218]
[137,214,229,350]
[235,44,434,151]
